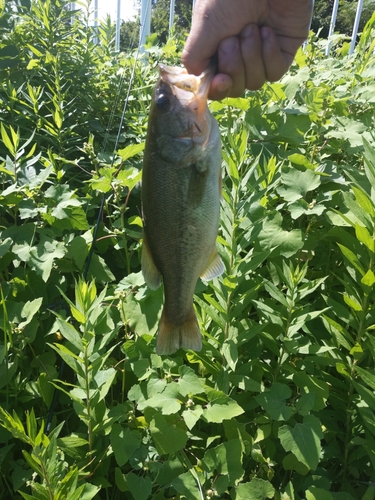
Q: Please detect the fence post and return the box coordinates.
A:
[349,0,364,54]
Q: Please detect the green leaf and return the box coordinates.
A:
[278,415,323,470]
[29,237,66,282]
[178,366,204,396]
[110,425,141,467]
[1,122,15,156]
[181,407,203,430]
[255,211,304,258]
[203,389,244,423]
[293,373,329,411]
[150,413,188,455]
[277,167,321,203]
[139,382,181,415]
[255,383,293,421]
[337,243,365,276]
[363,137,375,188]
[172,471,204,500]
[55,317,83,351]
[19,297,43,329]
[235,478,275,500]
[305,487,333,500]
[203,439,244,486]
[116,142,145,161]
[126,473,152,500]
[355,366,375,392]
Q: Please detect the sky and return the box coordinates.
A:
[96,0,138,22]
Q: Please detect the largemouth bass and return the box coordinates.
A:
[141,64,224,355]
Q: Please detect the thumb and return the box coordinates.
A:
[182,5,223,75]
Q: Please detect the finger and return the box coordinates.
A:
[182,3,223,75]
[240,23,266,91]
[216,36,245,98]
[260,27,303,82]
[208,74,233,101]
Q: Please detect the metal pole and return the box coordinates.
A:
[325,0,340,56]
[140,0,151,50]
[70,2,75,25]
[169,0,175,34]
[349,0,364,55]
[93,0,99,44]
[116,0,121,51]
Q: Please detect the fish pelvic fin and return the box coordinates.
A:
[200,246,225,282]
[141,234,162,290]
[156,306,202,355]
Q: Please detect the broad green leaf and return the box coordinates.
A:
[305,487,333,500]
[94,368,117,401]
[171,471,203,500]
[182,407,203,430]
[288,153,315,170]
[203,439,244,486]
[29,238,66,282]
[255,383,293,421]
[110,425,141,467]
[19,298,43,329]
[150,413,188,455]
[178,366,204,396]
[126,473,151,500]
[139,382,181,415]
[278,415,323,470]
[327,117,366,147]
[235,478,275,500]
[277,167,321,203]
[116,142,145,161]
[255,211,304,258]
[293,373,329,411]
[203,389,244,423]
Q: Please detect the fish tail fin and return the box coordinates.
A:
[156,306,202,355]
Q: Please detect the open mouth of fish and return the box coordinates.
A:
[158,63,213,143]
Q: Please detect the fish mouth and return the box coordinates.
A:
[158,64,214,144]
[158,63,213,104]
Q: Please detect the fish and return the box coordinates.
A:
[141,63,224,355]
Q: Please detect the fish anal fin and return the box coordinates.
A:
[200,246,225,282]
[156,306,202,355]
[141,234,162,290]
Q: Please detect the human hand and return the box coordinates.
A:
[182,0,314,100]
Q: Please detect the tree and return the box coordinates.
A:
[311,0,375,37]
[120,0,192,50]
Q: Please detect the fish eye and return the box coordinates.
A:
[156,94,170,111]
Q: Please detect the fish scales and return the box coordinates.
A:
[141,64,224,355]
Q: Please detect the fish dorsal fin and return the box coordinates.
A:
[200,247,225,282]
[141,234,162,290]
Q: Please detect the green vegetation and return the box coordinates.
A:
[1,0,375,498]
[312,0,375,37]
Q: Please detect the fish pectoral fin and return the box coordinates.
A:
[200,247,225,282]
[141,234,162,290]
[156,307,202,355]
